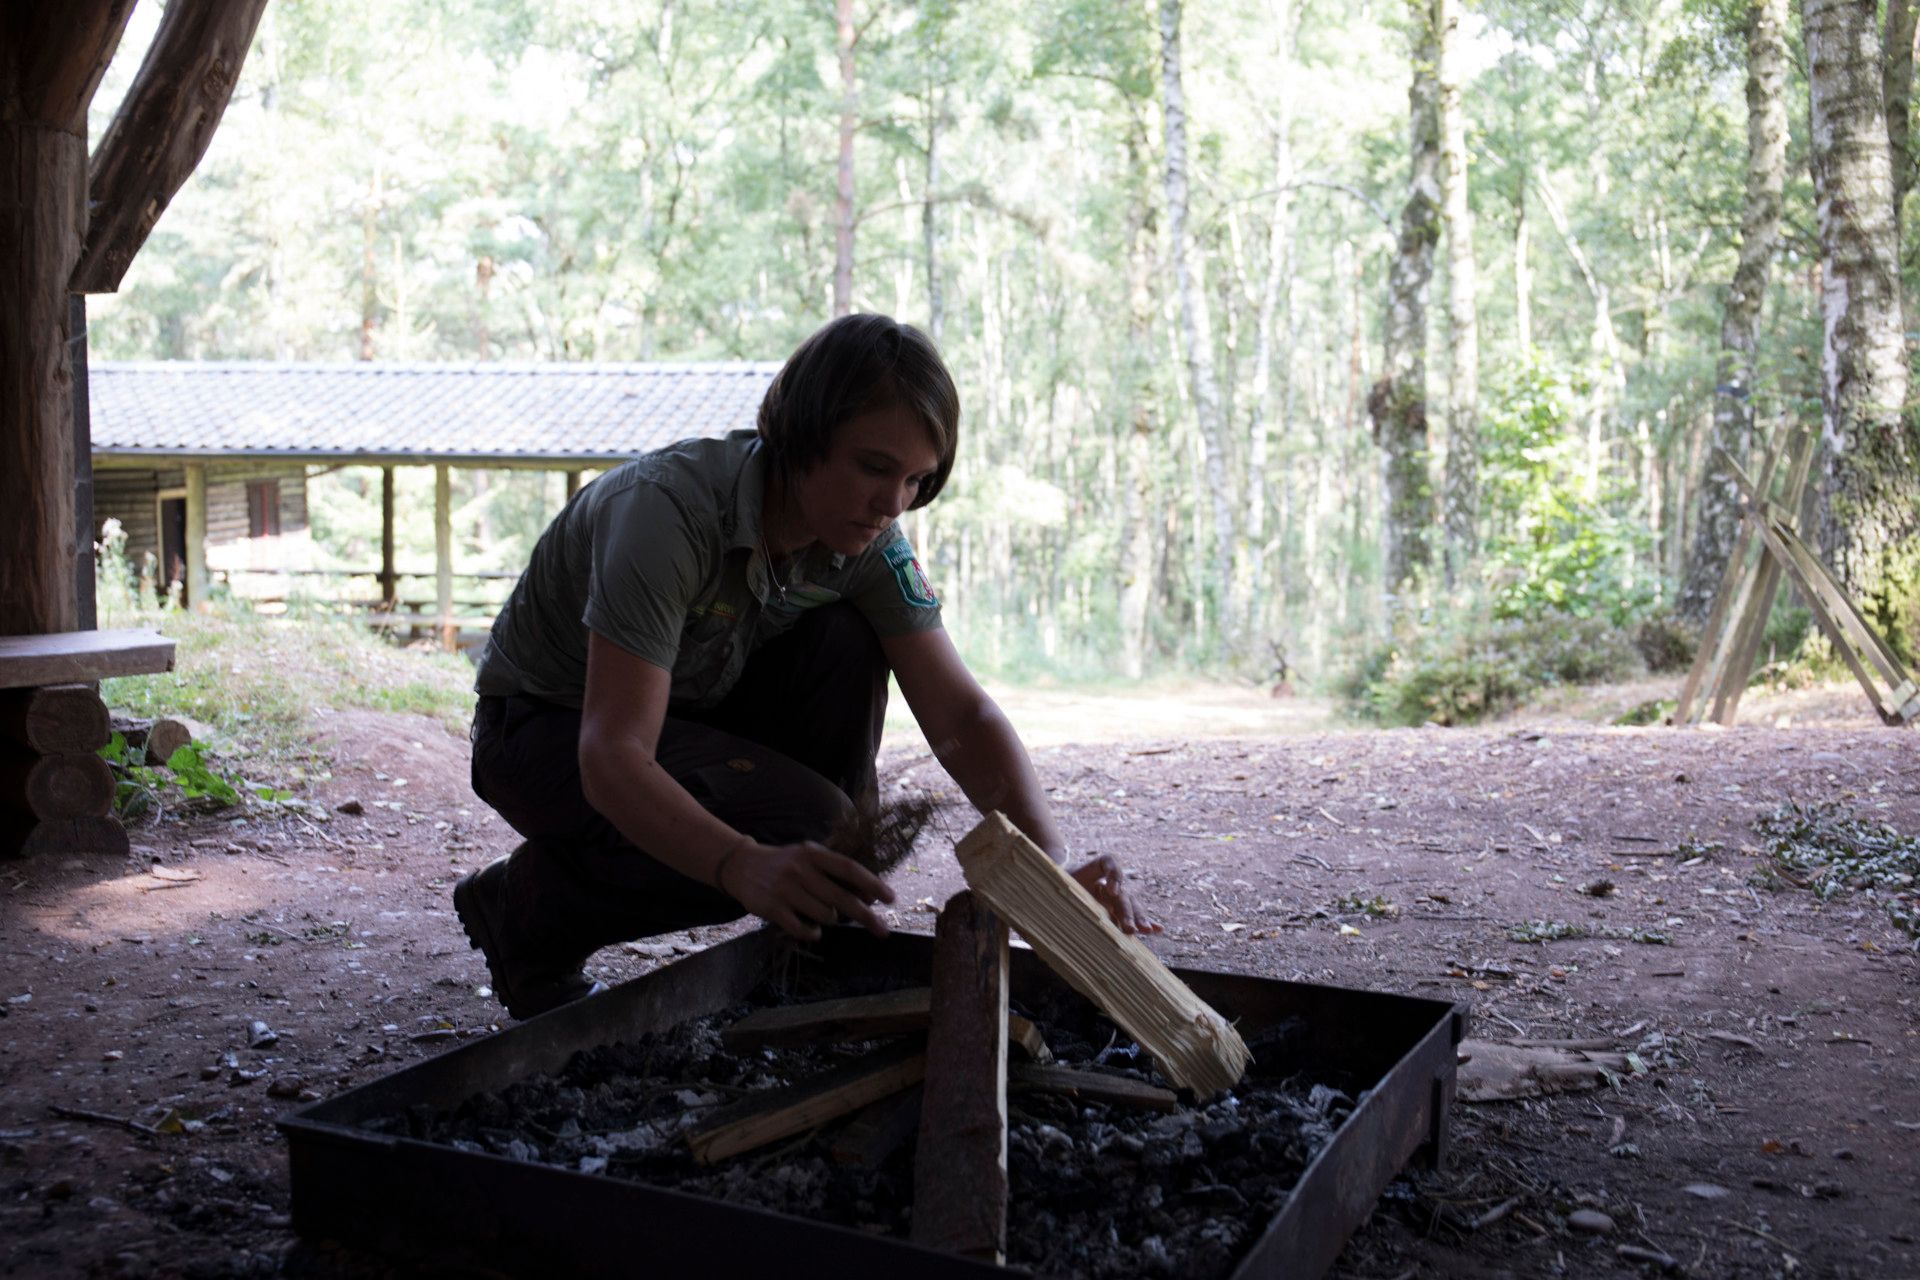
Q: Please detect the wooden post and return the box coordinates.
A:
[70,295,96,629]
[434,463,453,650]
[911,890,1010,1264]
[565,468,582,500]
[0,5,136,637]
[183,461,208,609]
[378,465,397,608]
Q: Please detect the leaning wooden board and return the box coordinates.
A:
[954,812,1250,1098]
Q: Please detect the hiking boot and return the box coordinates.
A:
[453,855,606,1020]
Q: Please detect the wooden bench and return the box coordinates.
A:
[0,628,175,689]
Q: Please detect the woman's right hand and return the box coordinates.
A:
[716,840,896,941]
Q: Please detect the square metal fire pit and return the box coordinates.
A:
[280,927,1464,1279]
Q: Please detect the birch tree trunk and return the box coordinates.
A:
[923,84,945,345]
[833,0,857,318]
[1885,0,1918,230]
[1680,0,1788,623]
[1159,0,1235,646]
[1434,0,1480,577]
[1118,132,1159,679]
[1805,0,1919,625]
[1368,0,1441,600]
[1237,0,1296,653]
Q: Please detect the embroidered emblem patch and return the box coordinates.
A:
[884,539,939,608]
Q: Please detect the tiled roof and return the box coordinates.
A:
[89,361,780,463]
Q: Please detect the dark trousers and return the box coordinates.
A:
[469,603,889,960]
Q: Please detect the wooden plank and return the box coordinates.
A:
[1712,427,1819,725]
[0,745,113,820]
[1751,518,1892,719]
[1007,1013,1052,1063]
[0,629,174,689]
[684,1043,925,1165]
[911,890,1010,1264]
[0,813,128,861]
[0,683,109,753]
[1007,1062,1182,1112]
[1676,433,1787,724]
[954,812,1251,1099]
[722,987,1052,1059]
[825,1084,924,1169]
[721,988,934,1051]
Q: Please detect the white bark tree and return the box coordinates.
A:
[1679,0,1789,623]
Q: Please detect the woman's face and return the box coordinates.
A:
[782,404,941,557]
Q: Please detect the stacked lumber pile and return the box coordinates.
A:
[1,683,126,858]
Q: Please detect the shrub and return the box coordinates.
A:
[1633,607,1695,674]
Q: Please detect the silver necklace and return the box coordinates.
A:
[757,531,789,603]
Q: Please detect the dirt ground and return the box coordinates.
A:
[2,683,1916,1279]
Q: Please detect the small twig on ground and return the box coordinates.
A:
[1292,852,1333,871]
[1317,807,1346,827]
[1470,1196,1521,1229]
[1723,1219,1800,1256]
[49,1105,158,1136]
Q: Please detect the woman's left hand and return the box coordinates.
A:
[1071,853,1162,936]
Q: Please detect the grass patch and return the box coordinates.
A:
[1753,801,1920,939]
[99,601,475,785]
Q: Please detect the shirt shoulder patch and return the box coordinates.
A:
[882,538,939,608]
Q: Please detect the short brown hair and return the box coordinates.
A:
[756,314,960,509]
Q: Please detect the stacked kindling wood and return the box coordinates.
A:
[687,835,1246,1266]
[0,684,128,858]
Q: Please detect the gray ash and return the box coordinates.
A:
[360,984,1351,1279]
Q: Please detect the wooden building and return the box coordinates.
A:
[87,360,778,625]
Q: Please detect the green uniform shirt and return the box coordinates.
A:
[474,430,943,710]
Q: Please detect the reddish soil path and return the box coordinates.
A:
[2,708,1914,1278]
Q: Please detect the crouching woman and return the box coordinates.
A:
[457,314,1157,1018]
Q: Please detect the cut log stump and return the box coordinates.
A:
[0,684,109,753]
[0,744,114,819]
[955,811,1251,1099]
[911,890,1010,1264]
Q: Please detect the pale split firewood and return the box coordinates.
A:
[684,1042,925,1165]
[0,684,109,754]
[911,890,1010,1264]
[1007,1013,1052,1063]
[723,987,1050,1060]
[1008,1062,1181,1112]
[954,811,1251,1099]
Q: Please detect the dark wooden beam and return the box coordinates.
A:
[71,0,271,294]
[910,890,1010,1264]
[1,3,136,636]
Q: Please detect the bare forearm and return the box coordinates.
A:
[932,700,1065,861]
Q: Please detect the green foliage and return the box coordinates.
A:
[1347,609,1641,727]
[1632,607,1696,674]
[1613,698,1675,726]
[1479,365,1656,627]
[100,734,290,820]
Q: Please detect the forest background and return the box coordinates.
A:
[86,0,1920,724]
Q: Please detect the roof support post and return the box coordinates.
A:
[435,463,453,651]
[183,462,207,610]
[378,466,397,609]
[1,4,136,635]
[565,469,582,500]
[69,295,96,630]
